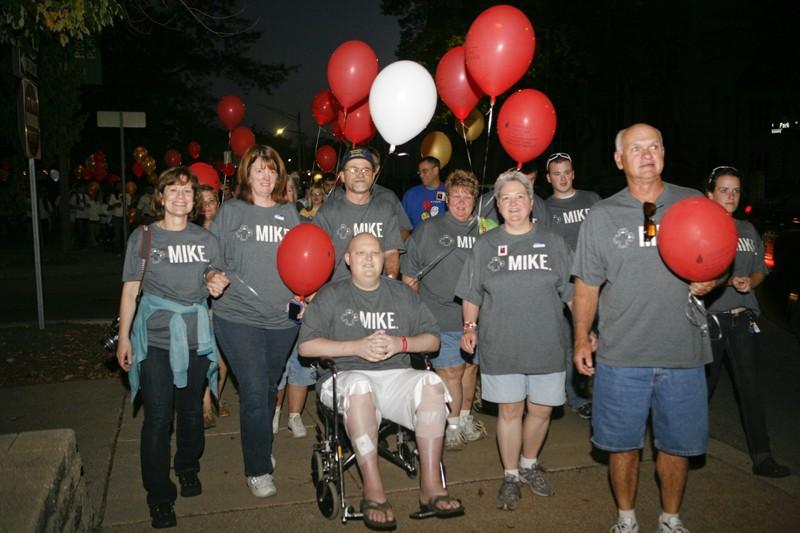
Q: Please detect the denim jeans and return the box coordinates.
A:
[707,311,772,464]
[214,316,298,476]
[139,346,210,506]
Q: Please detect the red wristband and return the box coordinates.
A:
[401,336,408,352]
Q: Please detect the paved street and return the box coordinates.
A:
[1,243,799,531]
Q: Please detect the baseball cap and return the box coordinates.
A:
[340,148,375,168]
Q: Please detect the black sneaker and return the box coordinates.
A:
[149,502,177,529]
[178,471,202,497]
[573,402,592,420]
[752,457,791,478]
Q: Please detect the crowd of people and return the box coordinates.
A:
[115,123,789,531]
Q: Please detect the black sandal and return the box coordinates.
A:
[410,494,465,519]
[360,499,397,531]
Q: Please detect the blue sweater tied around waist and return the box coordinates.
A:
[129,292,218,403]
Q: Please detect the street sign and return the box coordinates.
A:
[12,46,38,81]
[18,78,41,160]
[96,111,147,128]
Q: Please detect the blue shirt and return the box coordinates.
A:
[402,183,448,228]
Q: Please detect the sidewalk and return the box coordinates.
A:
[1,379,798,532]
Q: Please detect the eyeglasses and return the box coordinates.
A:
[643,201,657,241]
[686,293,722,341]
[343,167,374,177]
[546,152,572,166]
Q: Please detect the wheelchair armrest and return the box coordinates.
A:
[314,358,337,371]
[410,352,433,371]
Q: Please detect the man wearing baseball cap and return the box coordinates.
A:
[314,148,405,282]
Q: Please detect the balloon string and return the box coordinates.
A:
[312,126,322,172]
[477,103,494,218]
[460,120,473,173]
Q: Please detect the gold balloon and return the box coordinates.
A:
[147,172,158,184]
[420,131,452,168]
[454,108,485,142]
[142,155,157,174]
[133,146,148,162]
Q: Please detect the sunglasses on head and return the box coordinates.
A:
[707,165,740,187]
[643,202,657,242]
[546,152,572,166]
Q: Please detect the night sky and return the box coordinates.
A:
[215,1,400,146]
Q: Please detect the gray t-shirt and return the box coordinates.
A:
[331,183,412,233]
[705,218,767,315]
[455,224,574,375]
[209,199,300,329]
[298,278,439,382]
[571,182,713,368]
[314,193,405,282]
[401,212,480,331]
[122,223,222,349]
[475,191,552,228]
[546,189,602,251]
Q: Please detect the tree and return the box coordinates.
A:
[1,0,123,48]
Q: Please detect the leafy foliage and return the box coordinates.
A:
[0,0,123,47]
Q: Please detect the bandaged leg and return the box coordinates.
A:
[414,381,450,500]
[344,391,385,504]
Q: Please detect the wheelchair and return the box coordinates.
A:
[310,357,446,523]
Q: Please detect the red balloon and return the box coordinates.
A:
[330,120,345,141]
[230,126,256,157]
[436,46,483,121]
[132,161,144,177]
[277,224,335,297]
[327,40,379,110]
[657,198,738,282]
[187,141,201,160]
[315,145,337,172]
[94,150,106,163]
[189,162,221,190]
[311,89,341,126]
[497,89,557,166]
[465,5,536,103]
[164,149,182,168]
[222,163,235,177]
[217,95,246,130]
[337,101,376,146]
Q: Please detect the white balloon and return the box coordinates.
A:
[50,169,60,182]
[369,60,437,152]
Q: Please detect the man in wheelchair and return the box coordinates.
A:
[299,233,465,530]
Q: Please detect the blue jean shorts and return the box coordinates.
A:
[431,331,480,369]
[591,363,708,456]
[278,343,317,390]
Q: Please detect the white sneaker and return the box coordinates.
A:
[609,517,639,533]
[287,413,307,438]
[247,473,276,498]
[272,408,280,434]
[445,424,465,449]
[657,516,689,533]
[459,413,487,442]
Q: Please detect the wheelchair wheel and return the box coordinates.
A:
[400,442,418,478]
[316,479,340,519]
[311,451,325,485]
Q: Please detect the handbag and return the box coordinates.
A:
[102,225,152,351]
